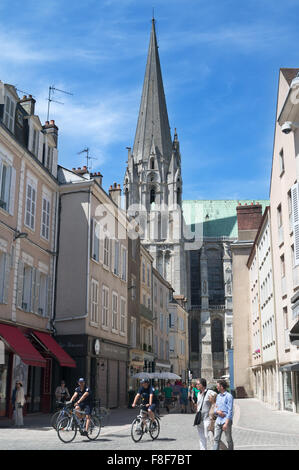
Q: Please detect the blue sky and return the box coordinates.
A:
[1,0,299,200]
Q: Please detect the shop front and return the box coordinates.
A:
[280,362,299,413]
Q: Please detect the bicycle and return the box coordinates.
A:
[131,405,160,442]
[50,401,72,430]
[56,402,101,443]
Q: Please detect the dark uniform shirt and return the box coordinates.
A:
[75,386,92,406]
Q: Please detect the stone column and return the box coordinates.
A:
[223,242,233,375]
[200,245,213,381]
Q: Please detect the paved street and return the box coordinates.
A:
[0,398,299,451]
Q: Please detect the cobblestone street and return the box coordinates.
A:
[0,398,298,451]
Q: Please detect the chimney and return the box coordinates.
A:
[43,119,59,147]
[236,203,263,241]
[90,171,103,187]
[109,182,122,207]
[72,166,89,177]
[19,94,36,115]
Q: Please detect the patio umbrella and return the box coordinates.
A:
[160,372,181,380]
[132,372,152,379]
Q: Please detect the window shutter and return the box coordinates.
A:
[34,270,41,314]
[292,183,299,266]
[90,218,94,259]
[46,276,52,318]
[3,165,11,210]
[2,253,11,304]
[8,167,16,216]
[30,268,36,313]
[16,259,24,309]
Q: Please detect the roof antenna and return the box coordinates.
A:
[46,85,73,121]
[77,147,98,171]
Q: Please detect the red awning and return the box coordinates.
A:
[32,331,76,368]
[0,324,46,367]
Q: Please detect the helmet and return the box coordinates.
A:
[78,378,85,383]
[140,378,150,384]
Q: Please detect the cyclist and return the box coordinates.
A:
[132,379,156,424]
[70,378,92,436]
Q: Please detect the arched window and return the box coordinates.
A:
[150,188,156,204]
[150,158,155,170]
[125,187,129,210]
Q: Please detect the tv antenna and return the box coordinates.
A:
[77,147,98,171]
[47,85,73,121]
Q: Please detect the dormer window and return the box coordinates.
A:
[32,128,39,156]
[3,95,15,133]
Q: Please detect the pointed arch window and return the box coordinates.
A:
[150,188,156,205]
[150,158,155,170]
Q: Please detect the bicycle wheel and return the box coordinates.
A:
[86,416,101,440]
[131,417,144,442]
[50,411,61,430]
[149,418,160,440]
[57,416,77,443]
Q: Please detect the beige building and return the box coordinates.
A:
[152,268,172,373]
[139,244,154,371]
[168,295,189,381]
[232,203,264,398]
[247,207,279,408]
[0,83,75,417]
[55,168,129,408]
[270,68,299,413]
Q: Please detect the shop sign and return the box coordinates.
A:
[101,342,128,361]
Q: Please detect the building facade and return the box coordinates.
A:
[168,295,189,382]
[0,84,75,418]
[270,68,299,413]
[55,166,129,408]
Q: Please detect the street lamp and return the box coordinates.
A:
[13,230,28,241]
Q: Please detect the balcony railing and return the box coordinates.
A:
[140,304,153,322]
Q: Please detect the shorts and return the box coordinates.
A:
[141,403,156,413]
[77,403,92,415]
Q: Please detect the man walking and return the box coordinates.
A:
[196,378,215,450]
[213,379,234,450]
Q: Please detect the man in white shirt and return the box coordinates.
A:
[196,378,215,450]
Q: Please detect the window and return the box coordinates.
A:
[279,149,285,175]
[25,181,36,230]
[32,129,39,156]
[142,261,145,283]
[114,240,120,275]
[280,254,286,278]
[180,339,185,355]
[120,297,126,334]
[92,219,100,261]
[0,161,15,214]
[3,95,15,132]
[91,279,99,324]
[102,286,109,327]
[41,197,51,240]
[147,265,150,287]
[131,317,136,348]
[169,335,175,353]
[112,292,118,331]
[160,313,164,332]
[38,273,48,317]
[46,145,53,170]
[147,297,151,309]
[150,188,155,205]
[22,265,33,312]
[0,251,10,304]
[122,247,127,281]
[104,237,109,267]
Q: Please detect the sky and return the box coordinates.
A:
[1,0,299,200]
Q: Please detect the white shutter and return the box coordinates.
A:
[34,270,41,314]
[16,259,24,309]
[292,183,299,266]
[3,165,11,210]
[8,167,16,216]
[30,268,36,313]
[46,276,52,318]
[3,253,11,304]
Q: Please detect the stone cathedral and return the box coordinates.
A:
[124,19,268,382]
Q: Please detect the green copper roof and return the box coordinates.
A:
[182,200,269,238]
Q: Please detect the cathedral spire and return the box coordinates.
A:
[132,19,172,164]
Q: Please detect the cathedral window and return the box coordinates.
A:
[150,158,155,169]
[150,188,156,204]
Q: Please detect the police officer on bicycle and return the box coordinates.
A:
[70,378,92,436]
[132,378,156,423]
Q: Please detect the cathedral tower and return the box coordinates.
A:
[124,19,187,297]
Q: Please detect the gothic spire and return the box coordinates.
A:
[132,19,172,164]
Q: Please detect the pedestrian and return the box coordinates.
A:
[179,382,189,413]
[153,385,160,415]
[12,380,26,427]
[173,380,182,408]
[55,380,70,403]
[191,380,201,412]
[213,379,234,450]
[196,378,215,450]
[208,392,227,450]
[163,381,173,413]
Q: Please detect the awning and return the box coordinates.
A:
[279,362,299,372]
[32,331,76,368]
[0,324,46,367]
[290,320,299,346]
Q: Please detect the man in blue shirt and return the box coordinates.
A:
[213,379,234,450]
[71,378,92,436]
